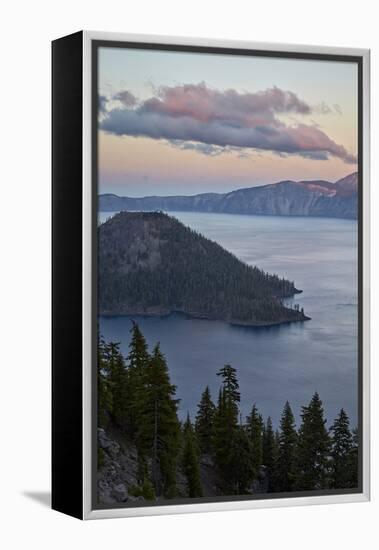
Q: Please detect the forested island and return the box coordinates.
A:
[97,323,359,504]
[98,211,309,326]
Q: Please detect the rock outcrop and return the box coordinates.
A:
[97,428,140,505]
[97,426,270,505]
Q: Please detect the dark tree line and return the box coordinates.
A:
[98,324,180,498]
[98,323,358,500]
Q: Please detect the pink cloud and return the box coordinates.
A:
[100,83,356,164]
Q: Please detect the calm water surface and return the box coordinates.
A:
[98,211,358,427]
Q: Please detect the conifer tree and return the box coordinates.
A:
[276,401,297,492]
[128,321,150,371]
[213,366,240,491]
[195,386,216,455]
[349,427,359,488]
[271,428,281,491]
[217,364,240,413]
[330,409,354,488]
[274,429,280,449]
[126,321,150,436]
[228,428,255,494]
[104,341,128,428]
[296,393,330,490]
[213,388,231,479]
[246,404,263,476]
[136,343,180,498]
[182,414,203,497]
[97,336,113,428]
[262,416,276,490]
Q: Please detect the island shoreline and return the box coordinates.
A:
[99,308,311,328]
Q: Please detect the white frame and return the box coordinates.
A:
[82,30,370,520]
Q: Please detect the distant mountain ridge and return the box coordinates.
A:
[99,172,358,220]
[99,211,309,326]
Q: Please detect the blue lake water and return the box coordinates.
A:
[98,211,358,428]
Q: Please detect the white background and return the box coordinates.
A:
[1,1,377,548]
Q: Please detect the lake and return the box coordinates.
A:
[98,211,358,428]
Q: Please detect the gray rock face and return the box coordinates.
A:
[97,427,224,505]
[99,172,358,220]
[97,426,275,504]
[98,428,112,449]
[111,483,128,502]
[97,428,140,505]
[98,428,120,458]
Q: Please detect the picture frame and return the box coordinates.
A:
[52,30,370,520]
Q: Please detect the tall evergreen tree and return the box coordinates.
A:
[262,416,276,491]
[213,365,241,492]
[136,343,180,498]
[128,321,150,371]
[104,341,128,428]
[349,427,359,488]
[97,336,113,428]
[276,401,297,492]
[126,321,150,437]
[296,393,330,491]
[330,409,354,488]
[195,386,216,455]
[213,388,232,482]
[217,364,240,413]
[246,404,263,476]
[228,428,255,494]
[182,414,203,497]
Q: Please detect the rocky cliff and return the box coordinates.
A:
[97,426,268,505]
[99,172,358,220]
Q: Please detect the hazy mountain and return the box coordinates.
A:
[98,211,309,326]
[99,172,357,220]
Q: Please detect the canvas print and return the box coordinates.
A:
[95,44,360,507]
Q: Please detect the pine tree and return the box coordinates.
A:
[136,342,180,498]
[195,386,216,455]
[296,393,330,491]
[97,336,113,428]
[128,321,150,371]
[262,417,276,491]
[213,388,231,481]
[228,427,255,494]
[349,427,359,488]
[330,409,354,488]
[182,414,203,497]
[104,341,128,428]
[276,401,297,492]
[271,428,281,491]
[213,365,240,491]
[217,364,240,413]
[246,404,263,476]
[126,321,150,437]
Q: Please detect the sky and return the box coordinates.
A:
[98,46,358,197]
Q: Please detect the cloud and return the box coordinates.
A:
[139,83,311,122]
[113,90,137,107]
[313,101,332,115]
[98,95,107,114]
[168,140,228,156]
[100,83,356,164]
